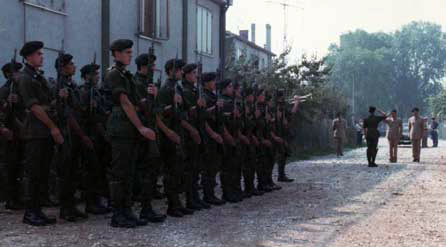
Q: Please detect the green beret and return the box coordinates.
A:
[20,41,44,57]
[202,72,217,83]
[80,64,100,78]
[164,59,186,73]
[110,39,134,52]
[54,53,74,69]
[183,63,198,74]
[2,62,23,78]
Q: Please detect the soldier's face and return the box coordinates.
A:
[391,112,397,118]
[257,94,265,103]
[185,69,198,83]
[115,48,132,65]
[175,69,183,80]
[27,49,44,68]
[223,83,233,96]
[63,61,76,76]
[139,65,149,75]
[88,70,100,85]
[247,95,254,102]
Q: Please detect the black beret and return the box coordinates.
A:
[243,86,254,96]
[218,79,232,90]
[20,41,44,57]
[164,59,186,73]
[54,53,74,69]
[369,106,376,113]
[183,63,198,74]
[80,64,100,78]
[255,87,265,96]
[135,53,149,67]
[110,39,134,52]
[276,89,285,97]
[202,72,217,83]
[2,62,23,77]
[412,107,419,112]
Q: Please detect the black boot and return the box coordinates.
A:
[278,162,294,182]
[166,194,184,218]
[23,210,47,226]
[86,195,109,215]
[140,203,166,223]
[251,188,264,196]
[123,207,147,226]
[109,182,137,228]
[177,196,194,215]
[203,184,225,206]
[60,207,78,222]
[111,208,137,228]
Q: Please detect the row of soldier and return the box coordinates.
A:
[1,39,300,228]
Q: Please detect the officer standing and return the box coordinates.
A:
[105,39,155,228]
[384,110,402,163]
[332,112,346,157]
[408,107,426,162]
[18,41,64,226]
[430,117,439,148]
[0,61,25,210]
[363,106,388,167]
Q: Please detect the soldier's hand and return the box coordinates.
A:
[1,128,13,141]
[167,130,181,144]
[139,127,156,141]
[234,108,241,118]
[190,129,201,144]
[174,94,182,104]
[252,136,260,146]
[211,133,223,144]
[50,127,64,145]
[59,89,69,99]
[240,135,250,145]
[8,94,18,103]
[81,135,94,150]
[197,98,206,108]
[147,85,157,97]
[255,109,261,118]
[293,95,300,105]
[217,99,224,108]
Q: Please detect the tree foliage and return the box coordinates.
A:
[326,21,446,119]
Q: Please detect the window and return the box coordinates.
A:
[197,6,213,55]
[25,0,66,12]
[140,0,169,39]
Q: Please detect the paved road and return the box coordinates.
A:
[1,139,445,247]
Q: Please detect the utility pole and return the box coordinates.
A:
[265,0,303,51]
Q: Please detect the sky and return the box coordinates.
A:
[226,0,446,63]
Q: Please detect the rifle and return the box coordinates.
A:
[87,52,97,136]
[196,55,206,141]
[55,40,72,147]
[144,42,156,126]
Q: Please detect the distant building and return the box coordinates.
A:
[225,24,275,70]
[0,0,232,83]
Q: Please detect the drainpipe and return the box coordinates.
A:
[182,0,188,61]
[101,0,110,74]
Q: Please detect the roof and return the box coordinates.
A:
[226,31,276,57]
[209,0,227,6]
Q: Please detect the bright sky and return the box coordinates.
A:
[226,0,446,63]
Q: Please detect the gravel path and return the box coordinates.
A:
[0,139,445,247]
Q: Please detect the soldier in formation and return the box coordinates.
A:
[1,39,303,228]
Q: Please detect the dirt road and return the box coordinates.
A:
[1,140,445,247]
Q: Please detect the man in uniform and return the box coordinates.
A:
[0,61,25,210]
[132,53,166,222]
[363,106,388,167]
[18,41,64,226]
[155,58,198,217]
[53,53,90,222]
[408,107,426,162]
[264,91,282,191]
[200,72,225,205]
[430,117,439,148]
[78,63,111,215]
[275,91,299,182]
[332,112,346,157]
[105,39,156,228]
[181,63,211,210]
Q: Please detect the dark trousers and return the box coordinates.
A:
[57,136,81,209]
[276,145,288,177]
[159,136,185,207]
[366,137,379,164]
[23,138,54,210]
[6,138,25,203]
[431,130,438,147]
[243,144,256,192]
[184,138,200,201]
[202,140,220,198]
[82,136,108,204]
[356,132,363,146]
[108,138,138,209]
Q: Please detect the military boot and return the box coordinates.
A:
[278,162,294,182]
[109,182,137,228]
[140,203,166,223]
[166,194,184,218]
[203,182,225,206]
[85,194,109,215]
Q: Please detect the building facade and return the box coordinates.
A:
[0,0,231,83]
[225,24,275,70]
